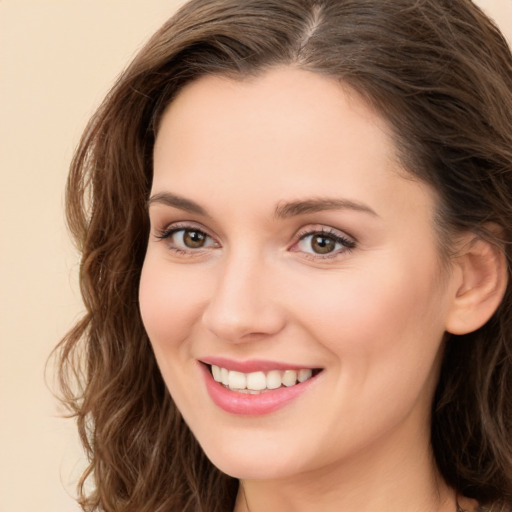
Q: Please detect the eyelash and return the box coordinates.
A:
[154,224,356,259]
[293,227,356,260]
[154,223,217,255]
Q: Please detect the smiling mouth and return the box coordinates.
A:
[208,364,322,394]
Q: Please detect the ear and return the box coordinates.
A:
[445,232,508,335]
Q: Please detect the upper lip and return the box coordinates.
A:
[199,356,320,373]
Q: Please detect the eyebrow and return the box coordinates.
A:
[274,197,378,219]
[147,192,378,219]
[147,192,208,216]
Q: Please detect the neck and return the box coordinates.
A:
[236,467,455,512]
[234,423,455,512]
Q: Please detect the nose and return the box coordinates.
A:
[201,251,286,343]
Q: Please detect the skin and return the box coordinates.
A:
[139,67,475,512]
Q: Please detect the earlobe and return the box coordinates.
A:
[445,234,508,335]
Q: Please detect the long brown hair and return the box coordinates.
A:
[55,1,512,510]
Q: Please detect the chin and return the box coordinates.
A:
[197,434,306,480]
[209,455,296,481]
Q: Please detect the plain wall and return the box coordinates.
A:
[1,2,510,511]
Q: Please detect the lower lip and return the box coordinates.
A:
[199,363,320,416]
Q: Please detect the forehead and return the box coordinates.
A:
[152,67,434,227]
[156,67,394,153]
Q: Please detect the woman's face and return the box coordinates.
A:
[140,67,460,481]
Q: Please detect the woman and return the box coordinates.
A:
[56,0,512,511]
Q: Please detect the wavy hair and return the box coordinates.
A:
[55,0,512,510]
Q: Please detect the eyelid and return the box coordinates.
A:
[290,225,356,259]
[153,221,221,253]
[295,224,356,243]
[154,220,215,239]
[152,220,355,259]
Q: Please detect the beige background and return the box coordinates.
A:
[1,2,510,511]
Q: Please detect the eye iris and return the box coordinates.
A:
[311,234,336,254]
[183,230,206,248]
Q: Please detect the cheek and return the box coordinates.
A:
[284,253,448,377]
[139,256,208,349]
[284,258,448,444]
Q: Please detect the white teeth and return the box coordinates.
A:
[282,370,297,387]
[211,365,221,382]
[210,364,316,392]
[228,371,247,390]
[266,370,282,389]
[298,368,312,382]
[246,371,266,391]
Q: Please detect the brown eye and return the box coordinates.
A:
[310,234,336,254]
[156,227,217,252]
[295,229,355,258]
[183,230,207,248]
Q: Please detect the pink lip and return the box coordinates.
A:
[198,361,321,416]
[200,356,315,373]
